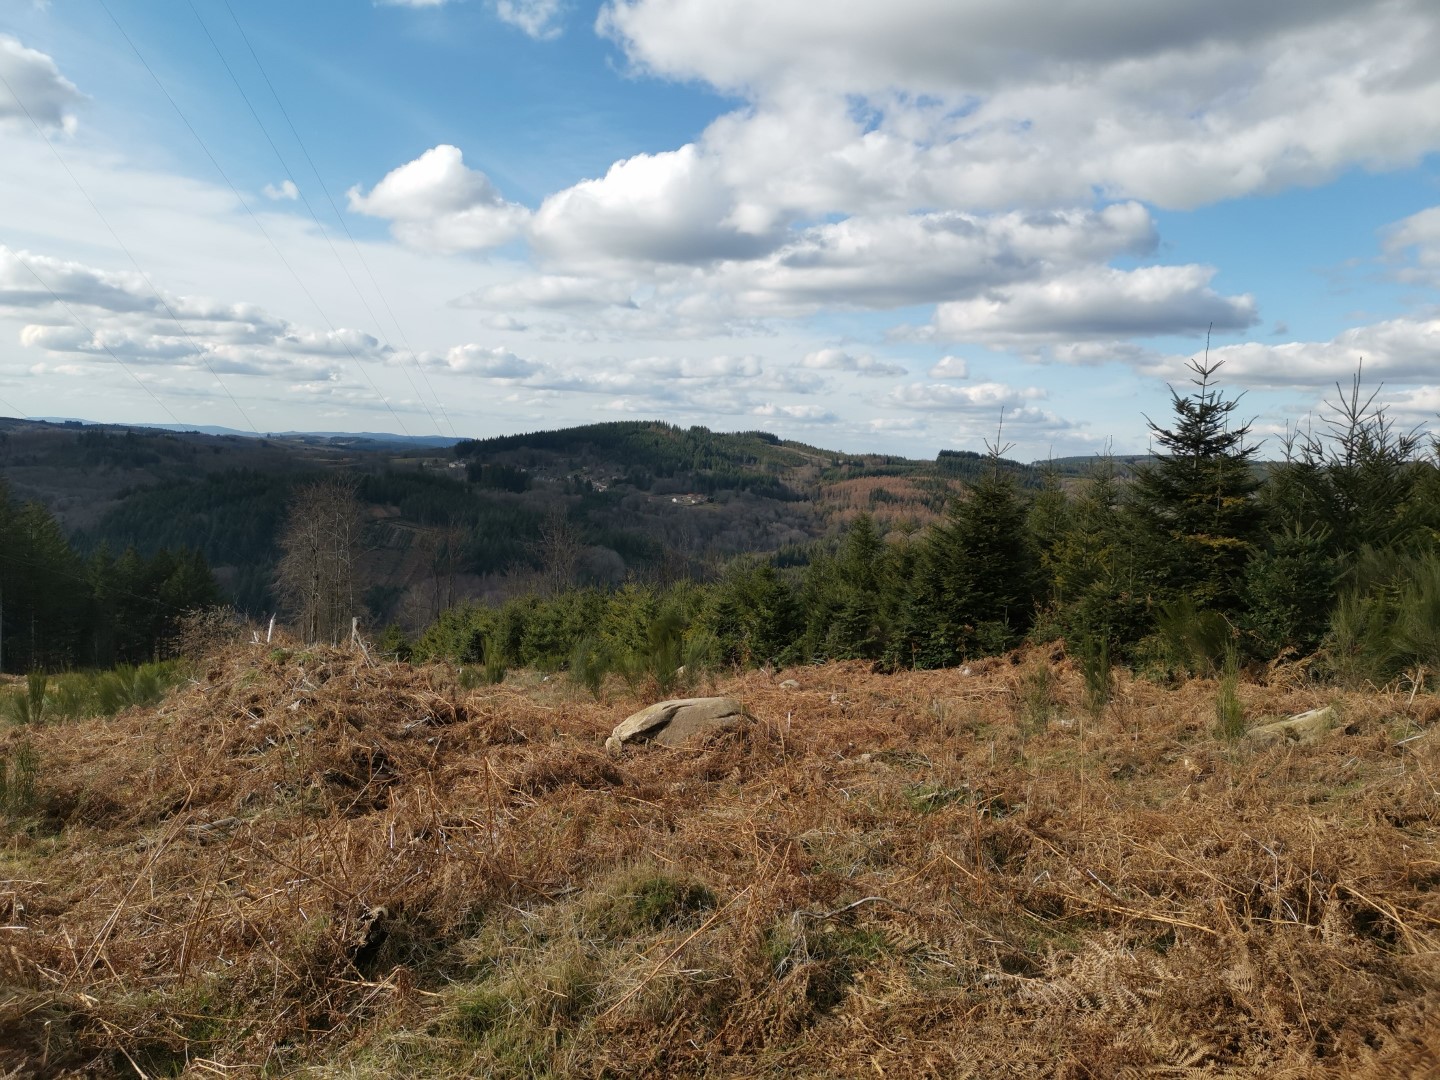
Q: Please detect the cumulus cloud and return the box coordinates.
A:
[867,417,928,433]
[621,354,763,378]
[752,402,835,421]
[438,344,539,378]
[928,355,968,379]
[801,348,905,377]
[931,265,1258,345]
[0,247,288,332]
[1384,205,1440,283]
[883,380,1075,436]
[887,381,1048,412]
[494,0,565,39]
[531,144,780,267]
[711,203,1157,313]
[1,246,381,382]
[600,1,1440,212]
[263,180,299,201]
[1142,317,1440,390]
[0,35,84,132]
[601,0,1361,96]
[348,145,529,253]
[464,274,636,310]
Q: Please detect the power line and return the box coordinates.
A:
[0,66,261,435]
[6,246,187,426]
[0,392,26,419]
[216,0,459,438]
[96,0,414,437]
[185,0,448,438]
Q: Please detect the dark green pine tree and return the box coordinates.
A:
[898,441,1038,667]
[1039,458,1149,649]
[1128,356,1262,615]
[0,488,88,671]
[699,560,802,667]
[800,513,890,661]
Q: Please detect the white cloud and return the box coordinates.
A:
[438,344,539,378]
[348,145,529,253]
[751,402,835,421]
[931,265,1258,345]
[1143,317,1440,390]
[263,180,299,201]
[801,348,905,377]
[0,34,84,133]
[600,0,1362,96]
[467,274,636,310]
[709,203,1157,313]
[882,380,1075,437]
[887,381,1048,412]
[928,355,968,379]
[532,143,779,267]
[1,245,387,384]
[1384,205,1440,283]
[620,354,763,378]
[495,0,566,39]
[1373,385,1440,429]
[600,1,1440,211]
[867,416,927,433]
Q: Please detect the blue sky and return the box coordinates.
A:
[2,0,1439,458]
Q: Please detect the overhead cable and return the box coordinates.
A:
[96,0,415,437]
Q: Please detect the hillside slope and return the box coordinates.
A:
[2,647,1436,1077]
[3,418,1084,622]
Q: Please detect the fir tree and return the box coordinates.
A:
[1128,355,1261,614]
[1040,458,1148,648]
[899,430,1038,666]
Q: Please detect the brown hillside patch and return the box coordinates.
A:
[1,648,1438,1077]
[821,475,954,528]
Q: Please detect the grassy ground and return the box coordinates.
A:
[1,645,1437,1077]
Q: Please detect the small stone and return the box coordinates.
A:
[780,679,801,690]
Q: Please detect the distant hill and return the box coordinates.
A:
[24,416,459,450]
[0,416,1150,627]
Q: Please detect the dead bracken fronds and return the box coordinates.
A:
[1,644,1437,1077]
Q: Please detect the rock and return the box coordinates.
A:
[185,816,241,844]
[1247,706,1336,746]
[606,696,752,753]
[780,679,801,690]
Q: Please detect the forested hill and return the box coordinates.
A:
[454,419,1092,491]
[1,416,1085,630]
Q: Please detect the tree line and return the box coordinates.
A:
[0,479,221,672]
[389,361,1440,690]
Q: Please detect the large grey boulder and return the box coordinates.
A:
[1246,705,1336,747]
[605,696,752,753]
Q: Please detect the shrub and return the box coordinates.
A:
[1017,659,1056,734]
[0,738,38,817]
[1153,597,1231,676]
[1077,632,1112,719]
[4,672,49,725]
[1214,649,1245,740]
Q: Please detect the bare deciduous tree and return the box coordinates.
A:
[276,478,363,643]
[534,508,582,597]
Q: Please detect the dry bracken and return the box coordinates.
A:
[0,644,1437,1078]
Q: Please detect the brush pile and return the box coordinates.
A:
[2,644,1438,1077]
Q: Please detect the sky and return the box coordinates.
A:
[1,0,1439,459]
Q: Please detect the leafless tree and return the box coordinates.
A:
[422,523,467,620]
[534,507,582,597]
[276,477,363,643]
